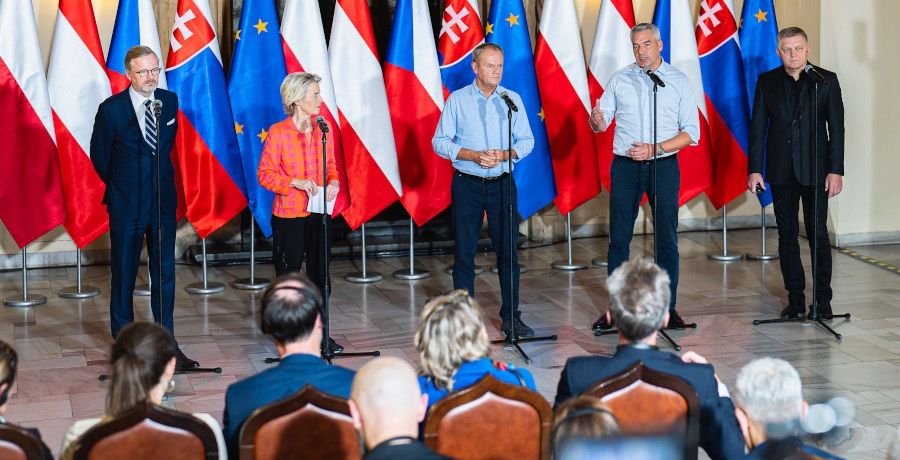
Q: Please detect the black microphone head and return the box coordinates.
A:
[314,116,329,133]
[315,116,325,124]
[643,66,652,75]
[804,64,814,73]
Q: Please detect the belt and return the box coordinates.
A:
[456,170,509,183]
[617,153,678,165]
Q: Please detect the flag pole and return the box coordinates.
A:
[707,205,743,261]
[4,247,48,307]
[552,213,589,270]
[345,223,384,283]
[393,218,431,280]
[59,247,101,299]
[746,204,779,260]
[186,238,226,294]
[232,214,269,290]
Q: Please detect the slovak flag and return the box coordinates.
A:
[653,0,715,206]
[0,0,67,247]
[385,0,452,227]
[329,0,402,229]
[106,0,168,93]
[587,0,636,192]
[48,0,112,249]
[166,0,248,238]
[438,0,483,94]
[535,0,601,216]
[697,0,752,209]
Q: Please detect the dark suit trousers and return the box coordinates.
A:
[771,175,833,303]
[271,214,330,297]
[109,208,177,345]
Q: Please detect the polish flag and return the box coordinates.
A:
[329,0,401,229]
[48,0,113,248]
[587,0,636,191]
[535,0,601,215]
[0,2,67,247]
[385,0,452,226]
[281,0,349,218]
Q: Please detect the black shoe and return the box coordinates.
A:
[668,309,685,327]
[322,337,344,354]
[809,301,834,321]
[780,298,806,319]
[175,348,199,370]
[501,318,535,338]
[592,316,613,332]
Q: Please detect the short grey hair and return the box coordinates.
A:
[777,26,808,45]
[472,42,504,65]
[280,72,321,115]
[124,45,159,71]
[734,358,804,427]
[631,23,661,41]
[607,259,670,341]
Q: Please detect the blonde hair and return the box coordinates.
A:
[280,72,321,115]
[414,290,491,391]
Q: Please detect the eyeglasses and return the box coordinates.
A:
[132,68,162,78]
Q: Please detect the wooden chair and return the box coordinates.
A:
[581,361,701,460]
[72,403,219,460]
[424,374,553,460]
[238,384,360,460]
[0,423,45,460]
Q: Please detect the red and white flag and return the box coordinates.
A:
[587,0,636,191]
[535,0,600,215]
[281,0,350,217]
[48,0,113,249]
[329,0,401,229]
[0,2,67,247]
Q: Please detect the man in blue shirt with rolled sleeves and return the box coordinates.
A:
[589,23,700,332]
[432,42,535,338]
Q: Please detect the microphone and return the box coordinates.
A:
[500,92,519,112]
[804,64,827,84]
[152,99,163,118]
[643,67,666,87]
[315,116,329,133]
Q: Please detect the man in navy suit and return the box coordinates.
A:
[555,259,744,460]
[222,272,355,456]
[90,45,196,369]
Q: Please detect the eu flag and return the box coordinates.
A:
[227,0,288,237]
[485,0,556,218]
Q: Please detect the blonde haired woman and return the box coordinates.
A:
[415,289,535,408]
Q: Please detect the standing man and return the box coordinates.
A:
[747,27,844,320]
[589,23,699,332]
[90,46,196,369]
[433,43,535,338]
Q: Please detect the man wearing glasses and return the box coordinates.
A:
[90,45,197,370]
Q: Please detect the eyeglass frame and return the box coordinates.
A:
[130,67,162,78]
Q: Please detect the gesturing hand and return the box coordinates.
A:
[290,178,317,196]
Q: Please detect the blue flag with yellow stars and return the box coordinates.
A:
[227,0,287,237]
[486,0,557,219]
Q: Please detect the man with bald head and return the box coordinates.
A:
[349,357,452,459]
[222,272,355,456]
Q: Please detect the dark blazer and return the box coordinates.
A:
[741,436,844,460]
[555,346,745,460]
[222,353,356,456]
[90,88,179,219]
[748,64,844,186]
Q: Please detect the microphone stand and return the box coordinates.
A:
[490,95,556,364]
[753,71,848,339]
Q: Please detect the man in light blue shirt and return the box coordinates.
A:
[432,42,535,338]
[588,23,700,333]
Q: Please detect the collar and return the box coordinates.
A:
[467,81,503,100]
[129,86,155,106]
[629,60,670,75]
[617,343,660,352]
[277,352,326,365]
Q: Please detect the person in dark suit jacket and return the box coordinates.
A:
[0,340,53,460]
[747,27,845,321]
[222,272,355,457]
[90,45,196,369]
[555,259,745,460]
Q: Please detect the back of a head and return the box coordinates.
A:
[414,289,490,392]
[351,356,422,427]
[734,357,804,432]
[0,340,18,407]
[108,322,176,417]
[552,396,621,456]
[260,272,323,344]
[606,259,670,341]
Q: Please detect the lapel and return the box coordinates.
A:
[117,88,142,139]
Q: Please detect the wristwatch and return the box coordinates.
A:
[657,144,665,156]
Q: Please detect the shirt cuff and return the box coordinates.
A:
[718,382,730,398]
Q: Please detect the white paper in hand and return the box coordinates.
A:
[305,187,335,215]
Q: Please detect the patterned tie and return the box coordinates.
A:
[144,99,157,155]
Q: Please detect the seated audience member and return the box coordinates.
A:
[349,356,453,459]
[551,395,620,458]
[415,289,536,408]
[222,272,355,455]
[554,259,744,460]
[0,340,53,460]
[734,357,844,459]
[59,322,225,460]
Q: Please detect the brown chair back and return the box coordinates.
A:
[0,423,45,460]
[238,384,360,460]
[71,403,219,460]
[424,374,553,460]
[581,361,700,460]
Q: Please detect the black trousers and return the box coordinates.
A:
[271,214,330,298]
[770,175,833,303]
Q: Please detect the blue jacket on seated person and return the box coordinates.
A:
[419,358,536,409]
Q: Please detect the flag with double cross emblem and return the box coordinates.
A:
[438,0,484,94]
